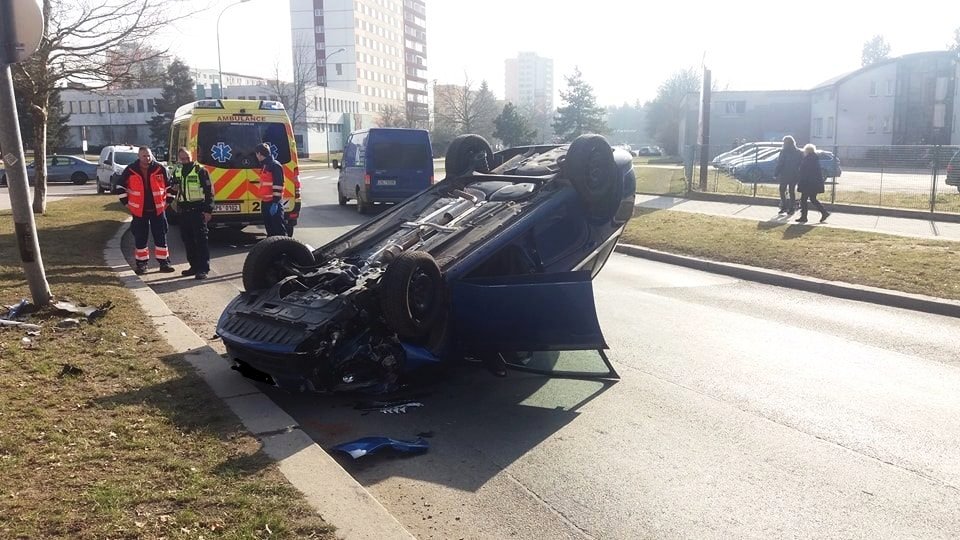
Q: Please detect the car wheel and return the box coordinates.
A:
[96,180,105,194]
[337,183,348,206]
[379,250,445,338]
[356,188,369,214]
[745,168,762,183]
[71,172,89,185]
[242,236,315,291]
[110,176,120,194]
[562,134,620,220]
[444,134,493,178]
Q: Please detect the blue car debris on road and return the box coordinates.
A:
[216,133,636,393]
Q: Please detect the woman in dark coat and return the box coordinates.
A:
[774,135,803,214]
[796,144,830,223]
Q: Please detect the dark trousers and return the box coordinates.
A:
[779,182,797,211]
[800,193,826,217]
[262,200,287,237]
[131,212,169,263]
[179,208,210,273]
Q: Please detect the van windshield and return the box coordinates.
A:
[370,141,431,170]
[197,122,292,168]
[114,152,138,165]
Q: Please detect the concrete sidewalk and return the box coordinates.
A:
[636,194,960,242]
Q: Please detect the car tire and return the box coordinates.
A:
[444,134,493,178]
[380,250,445,338]
[337,183,348,206]
[109,175,120,194]
[242,236,315,292]
[562,134,620,220]
[96,180,105,194]
[71,172,89,185]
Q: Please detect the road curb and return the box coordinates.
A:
[105,219,416,540]
[614,243,960,318]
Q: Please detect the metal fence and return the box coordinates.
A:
[635,144,960,214]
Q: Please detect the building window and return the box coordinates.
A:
[814,118,823,137]
[826,117,834,138]
[723,101,745,115]
[867,115,876,133]
[886,80,894,96]
[881,116,891,133]
[79,101,87,114]
[869,81,877,97]
[137,99,145,113]
[336,63,343,76]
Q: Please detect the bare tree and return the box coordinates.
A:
[377,105,410,128]
[434,75,498,140]
[261,37,314,129]
[13,0,205,213]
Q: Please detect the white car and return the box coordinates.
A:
[96,145,141,194]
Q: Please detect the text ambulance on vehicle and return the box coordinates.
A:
[167,99,302,232]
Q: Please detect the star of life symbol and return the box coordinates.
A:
[267,142,279,160]
[211,142,232,163]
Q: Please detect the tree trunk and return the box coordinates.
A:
[30,97,48,214]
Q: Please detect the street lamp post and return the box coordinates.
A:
[217,0,250,98]
[323,47,346,168]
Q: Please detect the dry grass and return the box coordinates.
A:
[622,208,960,301]
[0,196,334,539]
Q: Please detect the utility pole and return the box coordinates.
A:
[1,0,52,307]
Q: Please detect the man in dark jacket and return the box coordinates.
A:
[774,136,803,214]
[171,147,215,280]
[118,146,174,274]
[254,143,287,237]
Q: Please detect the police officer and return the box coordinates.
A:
[254,142,286,237]
[171,147,214,280]
[118,146,174,275]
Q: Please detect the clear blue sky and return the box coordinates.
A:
[166,0,960,106]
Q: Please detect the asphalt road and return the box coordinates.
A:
[129,170,960,539]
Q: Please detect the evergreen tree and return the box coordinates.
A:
[552,68,607,142]
[148,60,196,148]
[493,102,537,148]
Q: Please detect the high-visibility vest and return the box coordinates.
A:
[173,164,204,203]
[258,162,284,202]
[126,167,168,217]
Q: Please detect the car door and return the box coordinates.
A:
[345,132,367,198]
[97,148,112,187]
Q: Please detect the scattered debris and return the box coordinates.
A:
[5,299,29,319]
[380,402,423,414]
[0,319,41,331]
[53,300,114,322]
[20,337,35,350]
[331,437,429,460]
[25,330,40,337]
[57,318,81,329]
[416,431,435,439]
[356,398,427,415]
[58,364,84,378]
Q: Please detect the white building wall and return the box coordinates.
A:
[60,88,164,149]
[834,62,898,147]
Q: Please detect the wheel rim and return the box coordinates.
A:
[407,268,436,325]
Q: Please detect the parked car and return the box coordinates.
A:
[0,155,97,187]
[721,147,781,173]
[335,128,434,214]
[732,149,842,183]
[216,134,636,393]
[637,146,662,156]
[946,149,960,192]
[712,142,781,169]
[96,145,141,194]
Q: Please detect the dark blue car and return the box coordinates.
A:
[217,134,636,393]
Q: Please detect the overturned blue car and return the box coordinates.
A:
[216,134,636,393]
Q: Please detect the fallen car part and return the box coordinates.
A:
[331,437,429,460]
[6,299,29,319]
[0,319,41,331]
[53,300,114,321]
[356,400,424,414]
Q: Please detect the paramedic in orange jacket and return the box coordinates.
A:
[254,142,287,237]
[118,146,175,274]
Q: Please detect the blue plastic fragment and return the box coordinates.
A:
[400,343,441,371]
[331,437,429,460]
[7,299,28,319]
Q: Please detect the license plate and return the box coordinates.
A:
[377,179,397,186]
[215,203,241,213]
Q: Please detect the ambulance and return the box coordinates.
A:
[167,99,302,232]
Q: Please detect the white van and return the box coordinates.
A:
[96,145,140,194]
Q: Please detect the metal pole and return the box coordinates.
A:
[931,145,940,213]
[0,64,52,306]
[323,83,329,168]
[216,1,248,99]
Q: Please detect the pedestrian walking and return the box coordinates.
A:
[171,148,214,280]
[118,146,175,274]
[774,136,803,214]
[796,144,831,224]
[254,143,287,237]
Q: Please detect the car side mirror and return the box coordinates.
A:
[103,159,112,166]
[332,159,341,170]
